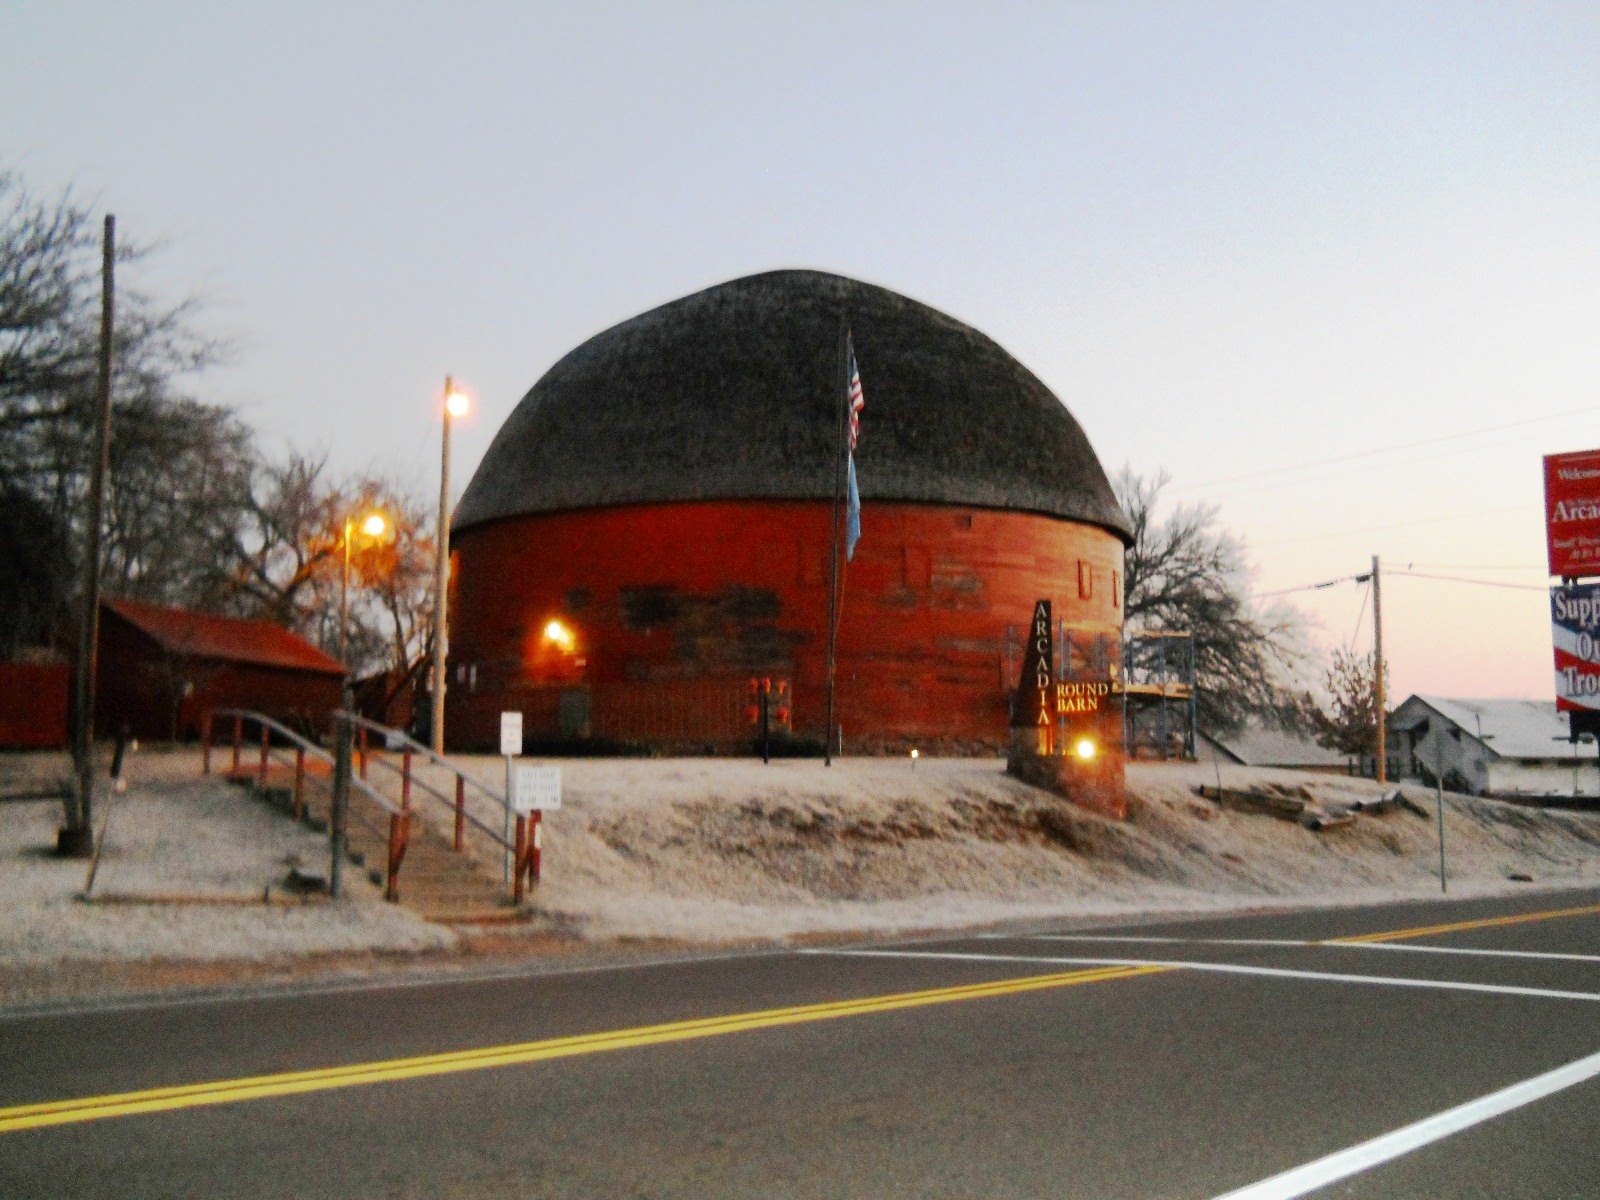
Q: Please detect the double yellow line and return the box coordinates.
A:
[0,963,1164,1135]
[1329,901,1600,945]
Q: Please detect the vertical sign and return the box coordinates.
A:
[1552,584,1600,713]
[1544,449,1600,578]
[500,712,523,757]
[1013,601,1054,750]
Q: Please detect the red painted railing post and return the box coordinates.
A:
[385,812,408,903]
[453,776,465,851]
[201,712,212,775]
[531,810,543,883]
[293,746,306,820]
[358,727,368,781]
[513,813,529,904]
[258,722,270,786]
[401,747,412,811]
[231,715,243,774]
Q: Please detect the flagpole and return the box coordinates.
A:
[824,319,850,766]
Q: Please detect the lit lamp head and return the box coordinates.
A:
[359,512,388,539]
[445,387,470,419]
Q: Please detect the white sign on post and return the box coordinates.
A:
[513,765,562,813]
[500,712,523,757]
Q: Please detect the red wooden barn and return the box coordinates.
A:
[0,656,71,749]
[96,598,344,741]
[445,270,1132,753]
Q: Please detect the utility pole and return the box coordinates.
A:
[64,215,115,857]
[1372,554,1386,784]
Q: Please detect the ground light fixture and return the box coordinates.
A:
[1074,738,1097,761]
[543,619,576,652]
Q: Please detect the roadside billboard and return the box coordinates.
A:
[1551,583,1600,713]
[1543,449,1600,577]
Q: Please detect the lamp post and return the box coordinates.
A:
[333,508,384,900]
[432,378,469,754]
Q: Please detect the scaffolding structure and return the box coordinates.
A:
[1119,630,1197,760]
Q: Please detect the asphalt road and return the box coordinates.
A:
[5,888,1600,1198]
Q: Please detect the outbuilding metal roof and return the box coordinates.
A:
[1199,722,1348,769]
[103,598,345,676]
[454,270,1131,540]
[1393,695,1572,761]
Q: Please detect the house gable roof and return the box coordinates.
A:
[1393,695,1571,761]
[103,598,345,676]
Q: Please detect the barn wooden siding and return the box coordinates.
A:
[0,661,70,749]
[95,607,343,741]
[447,499,1123,753]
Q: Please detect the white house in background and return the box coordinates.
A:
[1196,720,1349,773]
[1387,695,1598,798]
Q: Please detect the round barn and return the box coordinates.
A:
[445,270,1131,753]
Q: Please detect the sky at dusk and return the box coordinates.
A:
[5,1,1598,704]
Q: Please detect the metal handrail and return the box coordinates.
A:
[333,712,513,851]
[203,707,413,903]
[338,712,507,806]
[202,708,537,905]
[209,708,399,815]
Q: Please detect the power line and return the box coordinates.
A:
[1405,563,1546,572]
[1388,570,1547,593]
[1250,504,1535,549]
[1347,579,1371,653]
[1251,573,1364,600]
[1174,404,1600,493]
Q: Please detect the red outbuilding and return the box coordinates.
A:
[445,270,1132,753]
[95,598,344,741]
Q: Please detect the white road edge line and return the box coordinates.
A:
[1208,1047,1600,1200]
[797,949,1600,1003]
[0,945,794,1022]
[1002,934,1600,965]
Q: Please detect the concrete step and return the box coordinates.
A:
[240,766,518,924]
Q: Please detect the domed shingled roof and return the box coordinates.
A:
[454,270,1132,541]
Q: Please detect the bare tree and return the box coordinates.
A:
[0,169,232,642]
[1115,467,1318,734]
[209,452,436,678]
[1316,646,1387,757]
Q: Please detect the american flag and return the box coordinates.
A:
[847,342,864,451]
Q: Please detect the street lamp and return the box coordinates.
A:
[338,509,389,669]
[432,377,470,753]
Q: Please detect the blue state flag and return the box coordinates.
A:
[846,451,861,561]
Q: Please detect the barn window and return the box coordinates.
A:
[1111,570,1121,609]
[1078,560,1093,600]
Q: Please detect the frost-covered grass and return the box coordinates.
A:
[0,748,454,966]
[5,747,1600,969]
